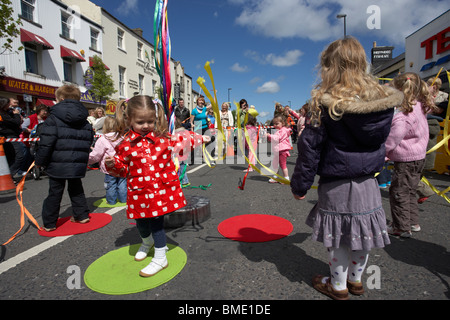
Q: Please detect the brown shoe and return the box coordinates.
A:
[312,275,349,300]
[347,280,364,295]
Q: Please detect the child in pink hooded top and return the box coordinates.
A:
[385,72,436,238]
[266,115,292,183]
[88,116,127,205]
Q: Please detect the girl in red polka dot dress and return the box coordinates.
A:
[105,96,209,277]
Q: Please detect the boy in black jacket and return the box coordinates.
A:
[35,85,94,231]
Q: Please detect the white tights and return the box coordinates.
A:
[325,245,369,291]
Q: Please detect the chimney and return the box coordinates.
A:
[132,28,143,37]
[373,41,377,48]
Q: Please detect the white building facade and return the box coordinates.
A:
[0,0,106,112]
[61,0,195,113]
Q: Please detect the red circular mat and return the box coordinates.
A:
[218,214,293,242]
[38,213,112,237]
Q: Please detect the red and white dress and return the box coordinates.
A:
[107,130,203,220]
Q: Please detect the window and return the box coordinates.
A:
[63,58,73,83]
[152,80,157,96]
[137,42,143,60]
[90,29,99,51]
[117,29,125,49]
[21,0,36,21]
[24,44,38,74]
[61,12,72,39]
[139,74,144,94]
[151,50,155,67]
[119,66,126,97]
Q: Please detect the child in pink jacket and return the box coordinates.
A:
[385,73,435,238]
[266,115,292,183]
[89,116,127,205]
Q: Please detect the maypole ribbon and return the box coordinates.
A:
[154,0,174,132]
[2,162,42,246]
[196,62,227,167]
[235,102,290,185]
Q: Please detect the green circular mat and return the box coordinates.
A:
[93,198,127,208]
[84,244,187,295]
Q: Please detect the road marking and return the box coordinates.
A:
[187,163,207,174]
[0,164,209,275]
[0,206,124,276]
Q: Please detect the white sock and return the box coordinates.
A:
[153,246,168,262]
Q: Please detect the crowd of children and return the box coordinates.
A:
[20,33,447,299]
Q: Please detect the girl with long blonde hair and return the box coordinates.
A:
[291,37,404,300]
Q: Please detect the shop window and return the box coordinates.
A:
[25,43,39,74]
[21,0,36,22]
[63,58,73,83]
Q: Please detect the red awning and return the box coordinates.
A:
[89,57,110,70]
[36,99,56,107]
[60,45,86,62]
[20,29,54,50]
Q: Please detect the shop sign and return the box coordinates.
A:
[0,76,56,99]
[81,90,106,106]
[105,100,117,115]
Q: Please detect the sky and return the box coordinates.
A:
[89,0,449,123]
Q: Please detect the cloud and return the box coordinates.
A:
[231,0,448,45]
[249,77,262,84]
[258,111,270,119]
[256,81,280,94]
[117,0,139,15]
[230,62,249,72]
[245,49,303,67]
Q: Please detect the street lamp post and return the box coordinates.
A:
[228,88,232,106]
[336,14,347,38]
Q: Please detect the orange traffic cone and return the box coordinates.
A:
[0,137,17,193]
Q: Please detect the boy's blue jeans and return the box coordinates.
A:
[104,174,127,205]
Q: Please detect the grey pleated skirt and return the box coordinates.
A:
[306,175,390,251]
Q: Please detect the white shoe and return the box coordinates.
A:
[139,258,168,277]
[134,236,154,261]
[268,177,278,183]
[139,246,169,277]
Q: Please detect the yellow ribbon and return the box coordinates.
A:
[420,70,450,203]
[235,101,290,185]
[196,62,227,168]
[421,176,450,204]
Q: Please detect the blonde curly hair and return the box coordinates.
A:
[310,37,389,125]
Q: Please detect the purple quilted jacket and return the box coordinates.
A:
[291,87,403,197]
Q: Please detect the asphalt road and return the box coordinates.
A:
[0,144,449,307]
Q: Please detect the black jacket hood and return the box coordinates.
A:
[51,99,89,125]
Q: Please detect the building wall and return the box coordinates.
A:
[0,0,105,111]
[61,0,195,110]
[405,10,450,82]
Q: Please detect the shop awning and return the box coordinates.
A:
[60,45,86,62]
[36,99,56,107]
[89,57,110,70]
[20,28,54,50]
